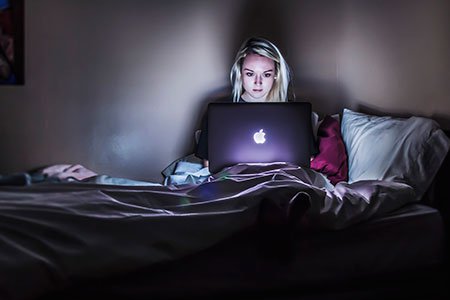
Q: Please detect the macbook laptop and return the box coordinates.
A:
[207,102,312,174]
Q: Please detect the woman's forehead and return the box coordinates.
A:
[242,53,275,70]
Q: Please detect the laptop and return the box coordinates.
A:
[208,102,312,174]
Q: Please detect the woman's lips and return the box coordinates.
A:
[253,89,263,92]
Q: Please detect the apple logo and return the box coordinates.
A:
[253,129,266,144]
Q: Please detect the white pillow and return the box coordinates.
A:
[341,108,449,200]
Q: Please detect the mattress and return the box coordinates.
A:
[55,203,444,299]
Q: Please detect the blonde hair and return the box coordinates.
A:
[230,37,293,102]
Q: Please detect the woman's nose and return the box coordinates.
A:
[254,75,262,85]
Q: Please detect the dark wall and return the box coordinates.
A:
[0,0,449,182]
[338,0,450,121]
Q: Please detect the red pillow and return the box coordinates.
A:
[310,115,348,185]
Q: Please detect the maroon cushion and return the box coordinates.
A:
[310,115,348,185]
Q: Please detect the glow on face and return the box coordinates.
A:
[241,53,275,102]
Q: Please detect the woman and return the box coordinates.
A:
[230,36,294,103]
[195,36,297,166]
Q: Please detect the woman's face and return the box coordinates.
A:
[241,53,276,102]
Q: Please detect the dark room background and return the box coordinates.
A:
[1,0,449,182]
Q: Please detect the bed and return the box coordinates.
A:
[1,108,449,300]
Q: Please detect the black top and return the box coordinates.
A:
[194,98,318,160]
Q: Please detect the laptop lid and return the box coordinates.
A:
[208,102,312,174]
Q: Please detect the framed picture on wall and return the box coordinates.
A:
[0,0,24,85]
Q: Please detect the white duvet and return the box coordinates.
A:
[0,163,416,300]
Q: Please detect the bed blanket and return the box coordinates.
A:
[0,162,415,300]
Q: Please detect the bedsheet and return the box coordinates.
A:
[0,162,416,300]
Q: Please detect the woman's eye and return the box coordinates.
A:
[246,72,253,77]
[264,73,272,78]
